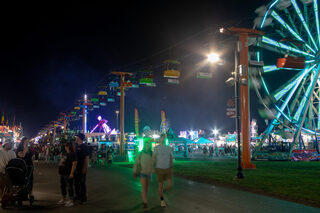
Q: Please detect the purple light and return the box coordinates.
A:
[90,115,114,135]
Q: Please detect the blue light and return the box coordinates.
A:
[274,77,301,101]
[263,65,278,73]
[314,0,320,48]
[261,76,270,95]
[262,36,315,57]
[264,65,315,134]
[318,80,320,129]
[291,0,318,50]
[263,65,302,73]
[271,11,316,54]
[271,11,302,41]
[293,66,320,121]
[306,60,315,64]
[293,79,313,121]
[260,0,279,28]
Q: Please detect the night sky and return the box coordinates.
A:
[0,0,269,137]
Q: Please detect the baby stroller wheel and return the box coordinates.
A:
[29,195,35,206]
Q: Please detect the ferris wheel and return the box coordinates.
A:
[252,0,320,149]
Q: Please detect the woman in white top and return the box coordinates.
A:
[133,139,153,209]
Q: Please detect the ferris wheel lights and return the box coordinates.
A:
[314,0,320,47]
[291,0,318,50]
[262,36,315,57]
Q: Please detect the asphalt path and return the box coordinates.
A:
[1,162,319,213]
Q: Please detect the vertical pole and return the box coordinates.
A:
[235,49,244,179]
[53,122,56,144]
[120,74,125,155]
[239,33,256,169]
[63,118,67,133]
[83,94,87,134]
[116,111,119,131]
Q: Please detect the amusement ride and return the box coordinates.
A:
[36,0,320,163]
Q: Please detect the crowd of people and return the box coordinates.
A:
[0,133,93,208]
[1,132,174,210]
[185,144,238,158]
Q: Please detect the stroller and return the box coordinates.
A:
[1,158,34,208]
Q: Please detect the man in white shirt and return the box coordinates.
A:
[152,133,173,208]
[0,139,16,199]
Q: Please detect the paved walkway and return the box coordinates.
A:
[2,162,319,213]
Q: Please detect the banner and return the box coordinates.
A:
[134,108,139,136]
[160,110,167,133]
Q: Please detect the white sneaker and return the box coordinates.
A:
[64,200,74,207]
[57,198,66,205]
[160,200,166,207]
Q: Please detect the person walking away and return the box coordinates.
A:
[107,146,113,166]
[0,139,16,200]
[88,143,93,168]
[133,139,153,210]
[152,133,173,208]
[57,142,77,207]
[74,133,89,204]
[209,145,214,158]
[34,145,39,162]
[99,144,106,167]
[54,145,59,164]
[45,145,50,163]
[17,137,34,196]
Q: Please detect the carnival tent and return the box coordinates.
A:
[166,128,193,144]
[194,137,213,144]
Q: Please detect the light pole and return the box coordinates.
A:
[222,27,264,172]
[234,50,244,179]
[212,129,219,140]
[115,110,119,130]
[83,94,88,134]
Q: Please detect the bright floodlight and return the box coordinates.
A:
[212,129,219,135]
[207,53,220,63]
[84,94,87,101]
[152,134,160,139]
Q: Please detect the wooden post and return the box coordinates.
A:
[112,72,132,155]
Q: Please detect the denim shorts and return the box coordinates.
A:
[140,173,152,179]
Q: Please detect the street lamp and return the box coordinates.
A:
[115,110,120,130]
[225,50,244,180]
[207,53,220,63]
[212,129,219,136]
[83,94,88,134]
